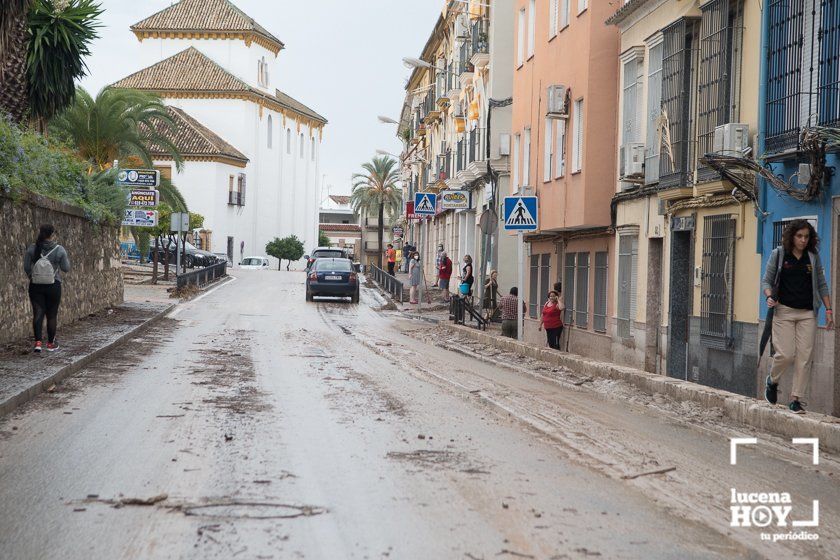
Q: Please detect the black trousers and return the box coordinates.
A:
[29,282,62,343]
[387,262,395,275]
[546,326,563,350]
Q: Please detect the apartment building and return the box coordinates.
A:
[512,0,619,359]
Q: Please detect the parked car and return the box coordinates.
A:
[150,240,217,268]
[240,256,270,269]
[304,247,352,271]
[305,258,359,303]
[213,253,230,267]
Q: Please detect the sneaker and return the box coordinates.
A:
[789,400,806,414]
[33,341,42,353]
[46,342,59,352]
[764,375,778,405]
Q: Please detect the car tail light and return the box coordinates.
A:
[349,273,357,283]
[309,272,317,281]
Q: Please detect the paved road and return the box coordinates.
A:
[1,270,837,559]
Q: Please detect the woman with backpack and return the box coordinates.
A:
[762,220,833,414]
[23,224,70,353]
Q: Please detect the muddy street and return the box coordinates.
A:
[1,270,837,559]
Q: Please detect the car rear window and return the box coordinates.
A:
[313,250,345,259]
[316,259,352,272]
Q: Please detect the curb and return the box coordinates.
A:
[443,323,840,455]
[0,303,177,419]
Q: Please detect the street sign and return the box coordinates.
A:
[414,192,437,215]
[503,196,538,232]
[440,190,469,210]
[117,169,160,188]
[170,212,190,233]
[122,209,158,227]
[479,208,498,235]
[127,189,159,208]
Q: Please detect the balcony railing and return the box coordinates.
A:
[436,154,447,181]
[456,140,465,172]
[468,127,486,163]
[471,19,489,56]
[228,191,243,206]
[459,40,474,74]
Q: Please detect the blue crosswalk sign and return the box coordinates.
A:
[414,192,437,215]
[503,196,538,232]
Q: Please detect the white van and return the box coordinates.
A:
[239,256,270,270]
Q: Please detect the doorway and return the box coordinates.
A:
[668,230,693,379]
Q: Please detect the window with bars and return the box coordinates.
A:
[622,55,644,146]
[617,235,638,339]
[697,0,744,180]
[772,216,819,247]
[575,252,589,328]
[700,215,736,347]
[659,18,699,188]
[593,252,608,333]
[564,253,576,324]
[645,41,663,185]
[819,0,840,127]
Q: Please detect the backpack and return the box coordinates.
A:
[31,246,59,285]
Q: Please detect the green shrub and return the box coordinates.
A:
[0,117,125,224]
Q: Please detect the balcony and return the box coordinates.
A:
[228,191,244,206]
[470,19,490,69]
[458,127,487,183]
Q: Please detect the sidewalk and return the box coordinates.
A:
[0,284,175,418]
[439,322,840,454]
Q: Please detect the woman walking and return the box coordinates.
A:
[538,290,565,350]
[408,251,422,304]
[24,224,70,353]
[762,220,833,413]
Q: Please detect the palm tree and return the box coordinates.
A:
[351,155,402,268]
[0,0,34,123]
[27,0,102,131]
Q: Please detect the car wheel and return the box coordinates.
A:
[306,289,313,302]
[351,290,359,304]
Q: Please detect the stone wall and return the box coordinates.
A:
[0,191,123,345]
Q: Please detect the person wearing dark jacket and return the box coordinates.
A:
[23,224,71,353]
[761,220,833,414]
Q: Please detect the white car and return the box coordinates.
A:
[239,256,271,269]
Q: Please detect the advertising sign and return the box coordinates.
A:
[440,190,469,210]
[127,189,159,208]
[117,169,160,188]
[122,209,158,227]
[392,226,404,239]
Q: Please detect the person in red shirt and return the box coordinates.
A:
[385,244,396,275]
[438,251,452,302]
[538,290,565,350]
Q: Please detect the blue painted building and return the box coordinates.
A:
[757,0,840,415]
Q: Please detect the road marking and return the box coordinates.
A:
[167,275,238,318]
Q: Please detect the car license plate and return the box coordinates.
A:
[325,275,342,280]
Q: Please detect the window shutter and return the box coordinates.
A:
[617,235,636,338]
[630,236,638,324]
[622,60,638,145]
[550,0,559,37]
[544,118,553,182]
[561,0,570,28]
[564,253,576,324]
[529,255,540,318]
[572,99,584,172]
[593,251,608,333]
[645,42,663,184]
[555,119,566,178]
[575,252,589,328]
[540,254,551,309]
[701,215,736,347]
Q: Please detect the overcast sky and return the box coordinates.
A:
[79,0,442,196]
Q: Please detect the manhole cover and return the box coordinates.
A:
[182,502,326,519]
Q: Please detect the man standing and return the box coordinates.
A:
[438,251,452,302]
[434,244,444,285]
[385,244,396,276]
[499,287,525,338]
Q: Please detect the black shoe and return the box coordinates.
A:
[789,400,806,414]
[764,375,778,405]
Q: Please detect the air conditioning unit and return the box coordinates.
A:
[546,85,569,119]
[499,133,511,156]
[620,143,645,177]
[713,123,750,154]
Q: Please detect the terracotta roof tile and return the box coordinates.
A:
[112,48,327,124]
[329,195,351,205]
[319,223,362,233]
[131,0,284,51]
[145,106,248,164]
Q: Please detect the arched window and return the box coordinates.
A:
[286,129,291,154]
[300,133,305,158]
[267,115,273,149]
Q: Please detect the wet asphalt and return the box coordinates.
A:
[0,269,837,559]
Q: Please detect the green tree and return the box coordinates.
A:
[27,0,102,132]
[318,230,331,247]
[51,86,183,173]
[350,155,402,268]
[266,235,304,271]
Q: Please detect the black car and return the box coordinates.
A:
[306,258,359,303]
[305,247,352,271]
[150,240,217,268]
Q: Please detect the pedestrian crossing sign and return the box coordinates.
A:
[503,196,538,232]
[414,192,437,215]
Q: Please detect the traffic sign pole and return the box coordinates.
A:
[517,231,524,341]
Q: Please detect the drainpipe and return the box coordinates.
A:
[756,1,770,256]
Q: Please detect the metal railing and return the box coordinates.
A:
[471,18,489,56]
[177,261,227,289]
[449,296,487,330]
[369,264,405,302]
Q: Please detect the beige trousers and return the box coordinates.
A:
[770,304,817,399]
